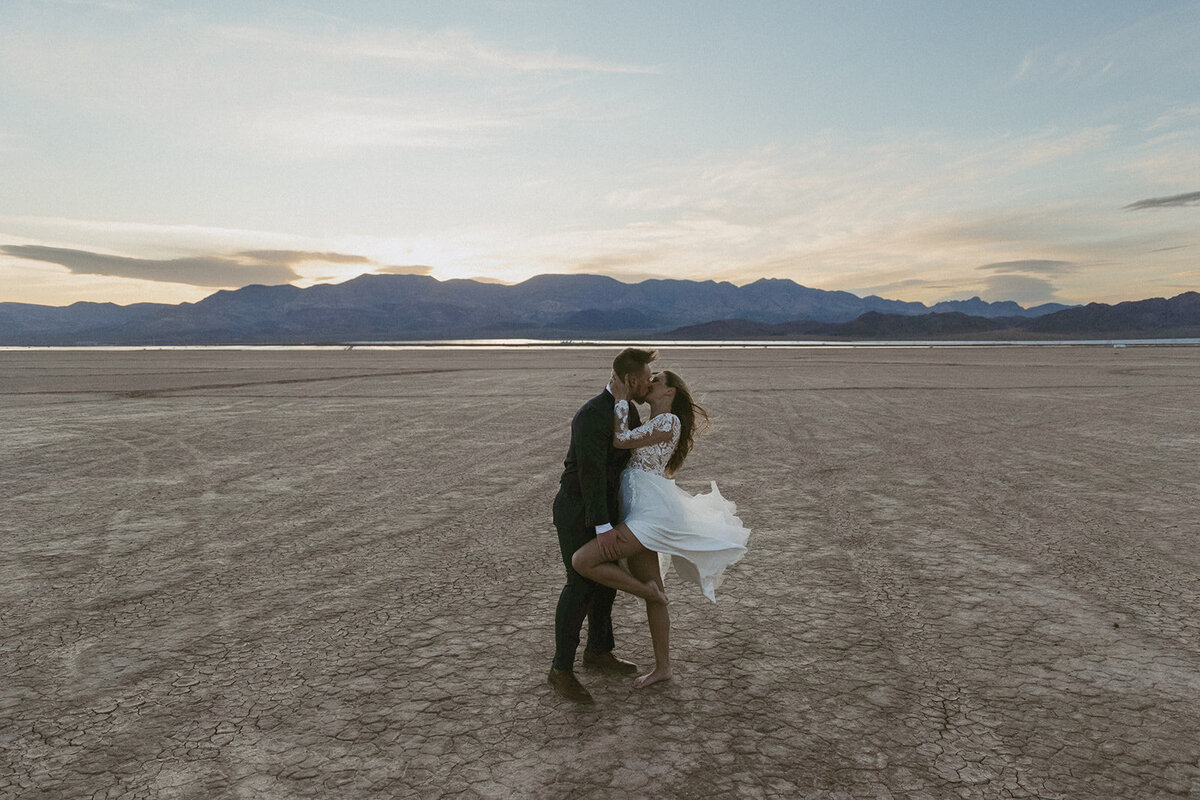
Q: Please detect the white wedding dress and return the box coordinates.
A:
[614,400,750,602]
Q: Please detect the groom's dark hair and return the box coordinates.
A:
[612,347,657,380]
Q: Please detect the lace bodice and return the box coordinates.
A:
[615,400,681,477]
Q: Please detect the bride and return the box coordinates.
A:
[570,369,750,688]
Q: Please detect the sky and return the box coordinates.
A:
[1,0,1198,308]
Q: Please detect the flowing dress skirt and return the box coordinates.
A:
[619,467,750,602]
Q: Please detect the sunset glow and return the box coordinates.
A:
[2,1,1197,307]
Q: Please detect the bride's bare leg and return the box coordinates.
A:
[628,550,671,688]
[571,524,666,604]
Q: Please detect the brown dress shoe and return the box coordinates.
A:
[547,668,594,704]
[582,650,639,675]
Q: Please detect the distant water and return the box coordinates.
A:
[4,338,1200,351]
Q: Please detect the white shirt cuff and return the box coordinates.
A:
[595,523,614,534]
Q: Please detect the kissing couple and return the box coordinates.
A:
[549,347,751,704]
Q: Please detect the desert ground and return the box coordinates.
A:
[2,346,1198,799]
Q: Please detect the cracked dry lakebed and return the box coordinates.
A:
[2,346,1198,799]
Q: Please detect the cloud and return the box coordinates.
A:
[456,275,512,285]
[216,26,657,76]
[237,250,373,265]
[565,251,668,274]
[0,14,653,161]
[0,245,300,287]
[1010,48,1115,86]
[852,278,960,297]
[1011,6,1200,87]
[1124,190,1200,210]
[375,265,435,276]
[44,0,141,10]
[980,274,1061,305]
[1146,105,1200,132]
[978,259,1076,275]
[245,101,523,155]
[1014,126,1116,167]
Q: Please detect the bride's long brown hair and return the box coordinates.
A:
[664,370,709,475]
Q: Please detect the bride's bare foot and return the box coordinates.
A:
[633,667,672,689]
[643,581,668,605]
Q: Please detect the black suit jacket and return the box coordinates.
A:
[556,389,642,530]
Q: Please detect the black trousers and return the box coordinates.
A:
[551,491,616,671]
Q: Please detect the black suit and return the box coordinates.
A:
[551,388,641,671]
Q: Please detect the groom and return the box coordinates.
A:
[548,347,657,703]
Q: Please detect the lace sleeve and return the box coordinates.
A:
[613,400,636,443]
[614,402,677,449]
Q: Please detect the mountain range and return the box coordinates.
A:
[669,292,1200,340]
[0,272,1195,345]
